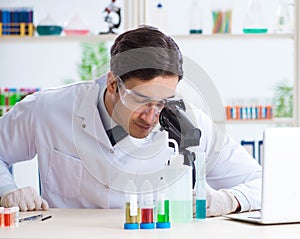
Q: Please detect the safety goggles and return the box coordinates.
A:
[116,76,174,116]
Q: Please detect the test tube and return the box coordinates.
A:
[10,207,15,227]
[4,88,11,113]
[0,207,4,227]
[0,89,6,117]
[196,151,206,219]
[156,177,171,229]
[124,180,139,230]
[140,180,155,229]
[4,208,11,227]
[12,207,20,227]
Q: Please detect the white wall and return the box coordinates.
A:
[0,0,123,88]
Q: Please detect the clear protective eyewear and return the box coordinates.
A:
[116,76,174,115]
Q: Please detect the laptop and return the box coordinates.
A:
[225,127,300,224]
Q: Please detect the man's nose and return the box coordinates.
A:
[140,108,157,123]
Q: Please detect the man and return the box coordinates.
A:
[0,26,261,216]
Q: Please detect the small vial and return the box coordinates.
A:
[156,177,171,229]
[10,207,15,227]
[12,207,20,227]
[124,180,139,230]
[140,180,155,229]
[0,207,4,227]
[4,208,11,227]
[196,151,206,219]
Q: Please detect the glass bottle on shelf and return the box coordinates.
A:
[189,0,203,34]
[152,2,168,34]
[243,0,268,34]
[274,0,293,33]
[64,12,90,36]
[36,14,63,36]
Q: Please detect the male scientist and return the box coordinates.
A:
[0,26,261,216]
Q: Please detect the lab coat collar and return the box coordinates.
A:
[75,80,112,148]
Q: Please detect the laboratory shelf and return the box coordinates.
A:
[0,34,118,43]
[223,117,294,125]
[0,33,294,43]
[173,33,294,41]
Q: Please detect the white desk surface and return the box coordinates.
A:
[1,209,300,239]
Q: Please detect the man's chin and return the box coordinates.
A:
[129,127,153,139]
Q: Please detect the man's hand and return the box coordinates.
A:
[0,186,49,211]
[206,184,239,217]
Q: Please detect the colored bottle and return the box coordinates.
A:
[156,177,171,229]
[195,151,206,219]
[0,90,5,117]
[140,180,155,229]
[124,180,139,230]
[0,207,4,227]
[189,0,203,34]
[4,208,11,227]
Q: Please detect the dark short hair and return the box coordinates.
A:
[110,25,183,82]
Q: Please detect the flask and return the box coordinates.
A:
[36,13,62,36]
[152,2,168,33]
[64,12,90,35]
[189,0,203,34]
[243,0,267,34]
[274,0,293,33]
[124,180,139,230]
[140,180,155,229]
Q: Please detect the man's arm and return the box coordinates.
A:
[194,109,262,216]
[0,93,49,211]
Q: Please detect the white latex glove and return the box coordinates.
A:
[0,186,49,212]
[206,184,239,217]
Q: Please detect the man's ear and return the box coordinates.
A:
[107,71,118,94]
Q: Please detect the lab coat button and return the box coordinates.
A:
[105,184,109,189]
[82,123,86,128]
[110,149,114,153]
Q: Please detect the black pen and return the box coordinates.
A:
[19,214,43,222]
[41,215,52,221]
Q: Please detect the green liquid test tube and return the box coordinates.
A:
[157,199,169,222]
[156,178,171,229]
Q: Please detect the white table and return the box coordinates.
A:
[1,209,300,239]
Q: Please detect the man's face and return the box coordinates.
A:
[109,74,179,139]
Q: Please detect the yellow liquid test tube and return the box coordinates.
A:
[124,180,139,230]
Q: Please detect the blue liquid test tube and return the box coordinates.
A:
[196,151,206,219]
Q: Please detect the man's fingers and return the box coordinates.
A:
[41,199,49,211]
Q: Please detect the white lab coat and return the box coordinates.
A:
[0,74,261,211]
